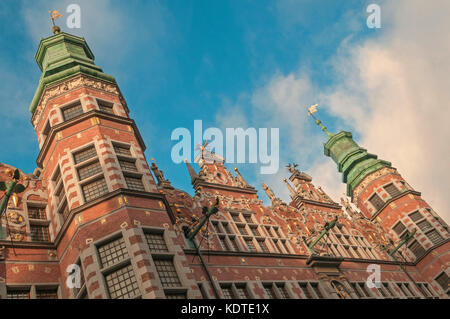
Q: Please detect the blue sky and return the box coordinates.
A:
[0,1,448,222]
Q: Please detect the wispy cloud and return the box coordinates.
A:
[215,0,450,223]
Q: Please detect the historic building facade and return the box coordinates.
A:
[0,31,448,299]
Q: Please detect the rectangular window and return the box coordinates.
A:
[416,220,433,232]
[243,215,253,223]
[166,292,187,299]
[78,161,102,180]
[237,225,248,236]
[409,211,423,222]
[435,272,449,292]
[228,236,239,251]
[426,229,444,245]
[74,146,97,164]
[124,175,145,191]
[358,282,371,297]
[105,264,140,299]
[222,223,233,234]
[257,240,268,253]
[299,283,313,299]
[383,283,396,298]
[98,237,129,269]
[384,183,401,198]
[351,283,364,298]
[263,284,276,299]
[408,240,426,259]
[221,285,234,299]
[235,284,250,299]
[245,238,256,252]
[218,236,228,251]
[369,193,384,211]
[393,222,407,235]
[36,287,58,299]
[113,144,132,157]
[276,283,290,299]
[145,232,168,252]
[311,283,324,298]
[97,100,114,114]
[30,225,50,242]
[250,226,260,236]
[154,258,182,288]
[231,214,241,223]
[82,178,108,202]
[28,206,46,220]
[118,159,137,172]
[7,287,30,299]
[62,103,83,121]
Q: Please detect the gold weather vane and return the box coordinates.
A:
[307,104,333,138]
[49,10,63,34]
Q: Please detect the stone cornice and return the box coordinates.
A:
[36,110,146,168]
[193,179,258,195]
[52,189,176,246]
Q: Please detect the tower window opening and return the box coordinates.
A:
[62,103,83,121]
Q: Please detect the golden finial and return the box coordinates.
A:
[307,104,334,138]
[49,10,63,34]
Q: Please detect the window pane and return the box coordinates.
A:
[118,159,137,172]
[299,283,313,299]
[228,237,239,251]
[393,222,406,235]
[82,178,108,202]
[7,288,30,299]
[30,225,50,242]
[435,272,449,291]
[384,183,401,198]
[74,146,97,164]
[63,104,83,121]
[78,161,102,180]
[426,229,445,245]
[154,259,182,288]
[277,284,290,299]
[417,220,433,232]
[166,292,187,299]
[98,100,114,114]
[264,285,276,299]
[105,264,140,299]
[124,175,145,191]
[221,285,233,299]
[311,283,324,298]
[114,144,132,157]
[235,285,250,299]
[36,288,58,299]
[145,233,168,252]
[98,237,129,268]
[369,193,384,211]
[409,211,423,222]
[245,238,256,252]
[218,236,228,251]
[408,240,426,259]
[28,206,46,219]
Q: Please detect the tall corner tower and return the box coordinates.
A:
[25,30,199,299]
[322,127,449,297]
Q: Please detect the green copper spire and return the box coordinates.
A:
[308,105,391,197]
[323,131,392,196]
[29,31,117,114]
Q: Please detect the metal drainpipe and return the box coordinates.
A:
[191,238,221,299]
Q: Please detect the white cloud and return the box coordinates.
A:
[216,0,450,224]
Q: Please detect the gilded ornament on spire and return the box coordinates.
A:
[49,10,63,34]
[307,104,334,138]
